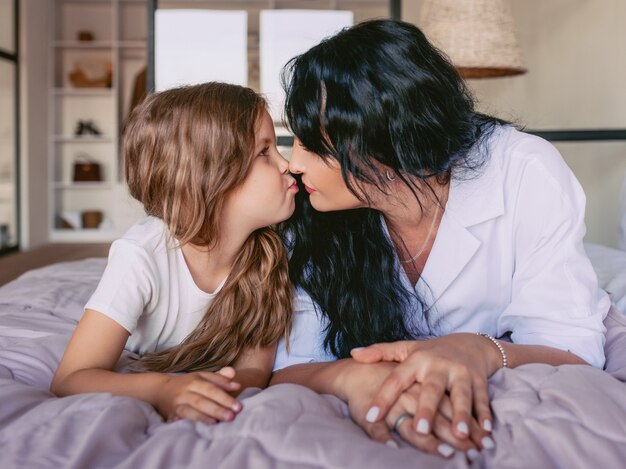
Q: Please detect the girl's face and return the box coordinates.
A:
[289,139,364,212]
[226,110,298,229]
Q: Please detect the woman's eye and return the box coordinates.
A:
[258,147,270,157]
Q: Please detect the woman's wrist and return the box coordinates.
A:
[476,334,507,376]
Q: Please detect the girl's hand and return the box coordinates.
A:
[338,361,485,458]
[157,366,243,424]
[351,334,501,440]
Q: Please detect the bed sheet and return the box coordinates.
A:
[1,253,626,468]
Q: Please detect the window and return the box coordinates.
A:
[0,0,19,254]
[149,1,397,121]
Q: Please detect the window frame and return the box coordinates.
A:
[0,0,20,256]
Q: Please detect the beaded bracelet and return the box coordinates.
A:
[477,333,508,368]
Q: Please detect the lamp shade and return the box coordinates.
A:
[420,0,526,78]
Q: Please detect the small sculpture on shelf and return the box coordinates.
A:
[74,120,102,137]
[59,210,105,230]
[73,154,102,182]
[77,31,94,42]
[68,62,113,89]
[82,210,103,229]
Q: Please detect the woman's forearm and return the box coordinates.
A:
[51,368,169,406]
[499,342,588,370]
[270,359,357,400]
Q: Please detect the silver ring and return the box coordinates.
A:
[392,412,413,433]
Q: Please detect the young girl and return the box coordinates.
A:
[51,82,299,425]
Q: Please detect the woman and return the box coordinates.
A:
[271,19,610,460]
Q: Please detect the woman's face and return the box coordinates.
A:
[289,139,364,212]
[226,110,299,228]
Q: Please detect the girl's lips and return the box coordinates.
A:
[288,181,299,192]
[304,184,316,194]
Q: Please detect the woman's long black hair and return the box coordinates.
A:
[280,19,505,359]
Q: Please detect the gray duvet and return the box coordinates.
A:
[1,259,625,468]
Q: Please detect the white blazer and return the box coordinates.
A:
[275,126,610,370]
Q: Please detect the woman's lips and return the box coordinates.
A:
[304,184,316,194]
[288,181,299,192]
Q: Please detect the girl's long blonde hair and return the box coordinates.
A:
[124,82,292,373]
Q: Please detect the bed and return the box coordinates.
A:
[1,244,626,468]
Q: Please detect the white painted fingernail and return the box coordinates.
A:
[467,449,480,461]
[386,439,399,449]
[438,443,455,458]
[481,436,495,450]
[456,421,469,435]
[483,419,493,432]
[231,403,241,412]
[416,418,430,434]
[351,347,365,352]
[365,406,380,423]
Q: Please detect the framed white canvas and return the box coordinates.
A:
[155,9,248,91]
[260,10,354,121]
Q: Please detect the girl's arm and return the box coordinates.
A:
[51,309,242,423]
[230,343,279,390]
[270,359,354,399]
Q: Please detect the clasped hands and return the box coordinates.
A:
[156,366,243,424]
[345,333,502,460]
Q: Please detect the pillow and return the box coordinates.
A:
[585,243,626,315]
[617,176,626,250]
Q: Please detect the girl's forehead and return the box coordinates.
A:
[255,110,276,141]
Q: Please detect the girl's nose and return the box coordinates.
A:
[289,157,304,174]
[276,154,290,174]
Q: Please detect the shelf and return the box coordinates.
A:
[53,88,115,96]
[51,228,118,243]
[53,182,113,190]
[53,40,147,49]
[54,41,114,49]
[49,0,148,244]
[58,0,114,4]
[119,41,147,49]
[52,136,114,143]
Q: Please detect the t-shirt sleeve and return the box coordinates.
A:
[497,141,610,368]
[84,239,157,334]
[273,287,335,371]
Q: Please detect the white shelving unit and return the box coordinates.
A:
[48,0,147,242]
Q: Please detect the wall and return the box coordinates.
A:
[402,0,626,248]
[19,0,50,249]
[19,1,623,248]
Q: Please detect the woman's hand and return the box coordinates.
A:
[351,333,502,441]
[338,360,486,459]
[156,367,243,424]
[385,383,491,460]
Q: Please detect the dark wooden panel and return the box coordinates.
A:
[0,243,110,286]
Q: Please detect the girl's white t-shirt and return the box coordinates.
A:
[85,216,225,355]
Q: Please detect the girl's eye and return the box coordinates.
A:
[258,147,270,157]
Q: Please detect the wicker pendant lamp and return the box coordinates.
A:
[420,0,527,78]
